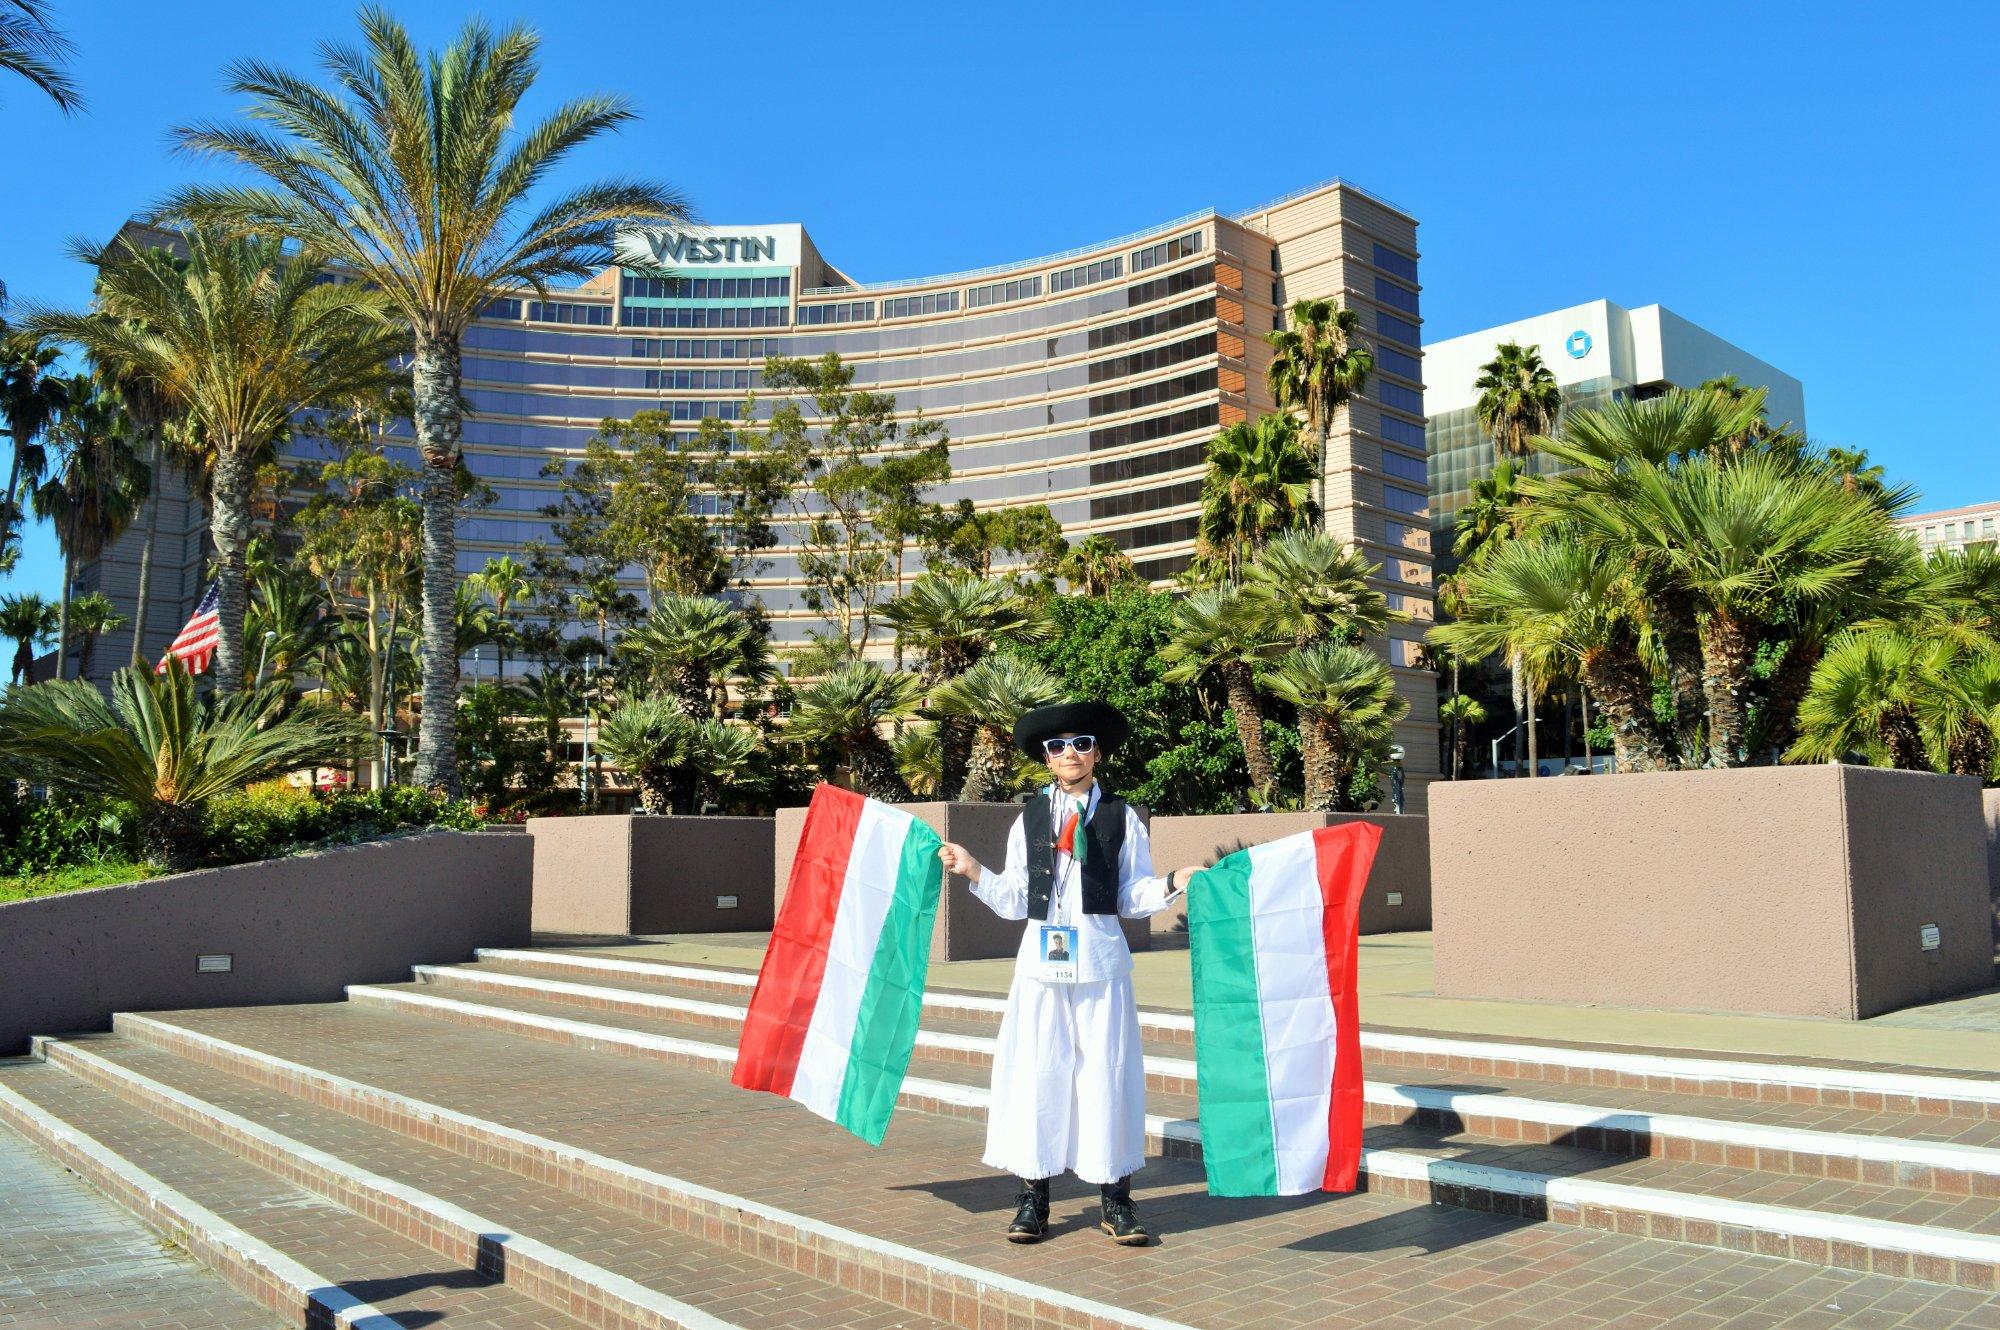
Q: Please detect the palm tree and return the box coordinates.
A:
[890,723,940,799]
[0,329,67,556]
[164,8,692,792]
[468,554,532,683]
[0,0,79,112]
[1056,534,1141,595]
[67,591,124,679]
[1437,693,1485,779]
[595,697,758,815]
[1786,630,1933,771]
[31,373,148,677]
[1197,412,1315,581]
[880,572,1050,797]
[1240,531,1397,647]
[244,569,337,687]
[1265,297,1374,517]
[930,654,1062,802]
[1472,342,1563,464]
[1160,584,1286,792]
[28,233,403,692]
[618,595,775,721]
[0,663,363,868]
[1261,642,1407,811]
[785,662,921,802]
[0,591,56,684]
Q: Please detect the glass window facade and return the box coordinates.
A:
[1086,333,1215,385]
[1379,415,1425,449]
[621,305,788,328]
[1378,381,1424,416]
[644,368,756,391]
[1087,367,1217,419]
[629,338,775,359]
[1130,230,1204,272]
[967,275,1042,308]
[1088,403,1219,457]
[1382,449,1427,484]
[1373,277,1420,315]
[1383,484,1429,515]
[526,301,612,326]
[1048,256,1123,293]
[1376,311,1421,347]
[797,301,874,325]
[1371,242,1418,283]
[620,274,791,300]
[1375,345,1421,381]
[1090,476,1202,521]
[881,290,961,319]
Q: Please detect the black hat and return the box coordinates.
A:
[1013,701,1130,761]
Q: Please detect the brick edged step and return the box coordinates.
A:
[0,1058,589,1330]
[344,979,2000,1288]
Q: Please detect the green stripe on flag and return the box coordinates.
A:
[1188,848,1279,1195]
[834,816,944,1145]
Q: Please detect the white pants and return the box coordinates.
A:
[981,974,1146,1186]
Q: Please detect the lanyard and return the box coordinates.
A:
[1047,785,1087,925]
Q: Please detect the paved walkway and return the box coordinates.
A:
[0,1122,280,1330]
[542,930,2000,1076]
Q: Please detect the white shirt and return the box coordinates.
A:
[968,783,1183,982]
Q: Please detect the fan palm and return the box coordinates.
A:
[785,662,922,802]
[1056,534,1141,595]
[1197,412,1315,581]
[594,697,758,815]
[890,723,941,799]
[930,655,1063,802]
[1240,531,1397,647]
[1436,693,1485,780]
[0,591,56,685]
[1786,630,1934,771]
[468,554,533,682]
[0,663,363,868]
[1472,341,1563,463]
[68,592,125,679]
[618,595,776,720]
[0,0,79,111]
[1160,584,1287,791]
[163,8,692,791]
[31,373,149,678]
[0,328,67,555]
[1265,297,1373,517]
[1261,642,1407,812]
[28,232,404,692]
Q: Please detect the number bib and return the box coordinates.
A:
[1032,925,1079,984]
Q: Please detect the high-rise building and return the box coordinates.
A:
[1423,299,1806,541]
[1897,501,2000,554]
[74,179,1439,804]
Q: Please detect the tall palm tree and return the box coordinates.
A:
[1265,298,1373,519]
[0,0,79,112]
[28,233,403,692]
[0,591,56,684]
[1056,534,1141,595]
[785,662,921,802]
[244,568,337,687]
[618,595,775,721]
[880,572,1050,797]
[31,373,148,677]
[1472,342,1563,463]
[1160,584,1286,792]
[68,591,124,679]
[1240,531,1396,647]
[163,8,692,791]
[1436,693,1485,780]
[468,554,532,682]
[1261,642,1407,812]
[0,329,67,557]
[929,654,1062,802]
[1197,412,1315,581]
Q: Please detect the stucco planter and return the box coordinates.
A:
[1985,789,2000,955]
[1431,766,1993,1020]
[1144,812,1429,942]
[0,831,531,1056]
[526,815,774,936]
[774,799,1152,962]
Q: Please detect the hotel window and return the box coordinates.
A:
[1087,368,1217,419]
[1130,230,1204,272]
[480,297,522,319]
[1371,242,1418,283]
[1381,450,1427,485]
[797,301,874,325]
[881,291,960,319]
[622,305,788,329]
[1087,333,1216,385]
[526,301,612,326]
[645,368,755,391]
[967,275,1042,308]
[620,274,791,300]
[630,338,774,359]
[1373,277,1420,315]
[1387,639,1422,668]
[1379,415,1426,449]
[1376,311,1421,347]
[1375,346,1422,381]
[1087,403,1220,454]
[1383,484,1429,515]
[1087,298,1215,352]
[1384,520,1428,552]
[1049,256,1123,293]
[1378,382,1424,416]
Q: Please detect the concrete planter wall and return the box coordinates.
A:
[775,800,1151,962]
[1985,788,2000,954]
[1145,812,1430,941]
[1431,766,1993,1020]
[0,831,531,1056]
[526,815,774,936]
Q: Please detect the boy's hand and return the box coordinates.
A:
[938,842,980,880]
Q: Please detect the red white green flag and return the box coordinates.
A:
[1188,822,1381,1196]
[732,783,942,1145]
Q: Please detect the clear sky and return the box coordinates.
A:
[3,0,1995,602]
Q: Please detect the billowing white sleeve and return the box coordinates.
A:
[968,814,1031,920]
[1117,807,1183,918]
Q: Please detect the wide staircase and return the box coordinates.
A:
[6,944,2000,1329]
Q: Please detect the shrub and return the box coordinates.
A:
[201,783,483,865]
[0,785,140,876]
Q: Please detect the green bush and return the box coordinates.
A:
[0,860,159,904]
[202,782,483,864]
[0,785,140,876]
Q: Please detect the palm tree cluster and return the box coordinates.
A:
[1431,384,2000,779]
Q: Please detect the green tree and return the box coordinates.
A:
[596,697,757,815]
[1262,642,1407,812]
[1056,534,1141,595]
[1197,412,1315,582]
[244,567,336,688]
[1437,692,1486,779]
[30,233,402,692]
[67,591,125,679]
[929,654,1062,802]
[0,591,56,685]
[1472,341,1563,463]
[618,594,775,720]
[922,502,1069,582]
[1240,531,1396,647]
[1787,629,1933,770]
[548,423,726,604]
[1265,297,1373,516]
[1160,584,1286,792]
[165,7,691,789]
[0,0,79,111]
[785,661,921,802]
[32,373,148,677]
[467,555,532,683]
[0,328,67,558]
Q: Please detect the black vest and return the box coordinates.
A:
[1024,789,1127,920]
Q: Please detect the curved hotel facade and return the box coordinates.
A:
[82,179,1440,801]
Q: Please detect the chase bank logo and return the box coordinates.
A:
[1565,330,1593,359]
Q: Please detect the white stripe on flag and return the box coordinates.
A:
[1247,833,1337,1195]
[789,801,915,1120]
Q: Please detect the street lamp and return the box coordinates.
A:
[1388,743,1406,814]
[374,722,400,788]
[578,652,598,809]
[253,630,277,688]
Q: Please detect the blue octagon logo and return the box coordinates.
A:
[1565,330,1593,358]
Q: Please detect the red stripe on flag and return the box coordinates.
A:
[732,782,865,1098]
[1313,821,1382,1192]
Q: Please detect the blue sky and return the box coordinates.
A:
[3,0,1995,601]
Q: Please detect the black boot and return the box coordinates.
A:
[1098,1176,1150,1245]
[1006,1177,1050,1243]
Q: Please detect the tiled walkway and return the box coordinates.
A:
[0,1122,280,1330]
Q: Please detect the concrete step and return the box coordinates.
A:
[473,947,2000,1125]
[335,977,2000,1288]
[0,1055,592,1330]
[415,962,2000,1199]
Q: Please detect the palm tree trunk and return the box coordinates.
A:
[1879,707,1928,771]
[1525,679,1539,777]
[1581,683,1594,770]
[1582,649,1674,772]
[1302,716,1340,812]
[1698,610,1756,769]
[1656,587,1707,767]
[1947,719,1994,779]
[411,337,464,795]
[1222,661,1275,790]
[209,444,253,693]
[937,715,973,801]
[1759,637,1823,763]
[1562,684,1574,772]
[54,544,74,681]
[851,735,914,803]
[130,430,164,667]
[960,727,1012,802]
[1453,722,1470,781]
[1510,655,1525,777]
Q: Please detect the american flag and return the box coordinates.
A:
[157,580,221,675]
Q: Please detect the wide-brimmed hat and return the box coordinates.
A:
[1013,701,1130,761]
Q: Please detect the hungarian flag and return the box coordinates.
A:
[733,784,943,1145]
[1188,822,1382,1196]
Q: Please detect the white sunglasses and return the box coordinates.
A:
[1042,734,1097,756]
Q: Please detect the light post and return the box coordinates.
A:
[374,722,400,788]
[579,652,597,809]
[253,630,277,688]
[1488,723,1523,779]
[1388,743,1406,814]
